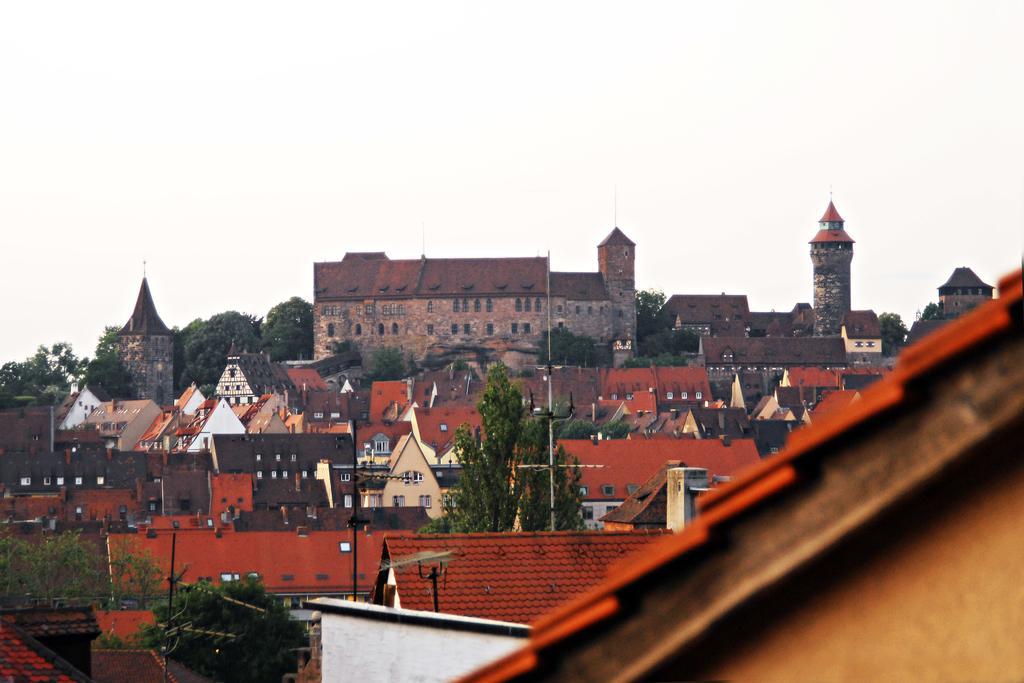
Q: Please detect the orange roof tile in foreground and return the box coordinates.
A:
[0,622,85,682]
[125,527,383,594]
[377,531,669,625]
[464,269,1023,682]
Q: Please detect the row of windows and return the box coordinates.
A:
[608,391,702,401]
[391,494,433,508]
[20,475,103,486]
[853,341,876,348]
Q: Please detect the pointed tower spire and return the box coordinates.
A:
[819,200,845,224]
[119,277,171,336]
[730,373,746,410]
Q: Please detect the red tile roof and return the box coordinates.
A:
[369,380,409,421]
[125,527,383,594]
[560,438,761,500]
[461,269,1023,682]
[786,367,840,388]
[285,368,328,392]
[818,199,844,223]
[379,531,667,624]
[809,228,855,244]
[413,406,481,454]
[811,389,860,419]
[0,622,86,682]
[93,610,155,643]
[92,649,211,683]
[210,473,254,518]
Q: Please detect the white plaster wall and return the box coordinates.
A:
[60,389,104,429]
[320,610,525,683]
[188,399,245,452]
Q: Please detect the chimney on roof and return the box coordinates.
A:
[591,434,599,445]
[106,447,113,461]
[65,448,71,465]
[722,435,731,447]
[295,471,301,492]
[666,467,709,532]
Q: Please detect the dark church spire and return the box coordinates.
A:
[120,277,171,336]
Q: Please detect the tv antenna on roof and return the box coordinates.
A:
[385,550,454,612]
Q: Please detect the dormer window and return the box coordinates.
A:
[695,391,703,400]
[440,423,448,432]
[97,476,105,485]
[666,392,674,400]
[20,477,30,486]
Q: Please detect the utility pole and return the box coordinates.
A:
[547,252,555,531]
[163,532,177,683]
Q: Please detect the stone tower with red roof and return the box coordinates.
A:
[117,278,174,404]
[810,200,854,336]
[598,227,637,350]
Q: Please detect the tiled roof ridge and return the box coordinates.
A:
[461,267,1022,683]
[391,529,668,541]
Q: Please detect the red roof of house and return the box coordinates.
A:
[811,389,860,419]
[413,406,481,453]
[93,610,155,642]
[286,368,328,392]
[819,199,844,223]
[65,488,136,521]
[0,622,85,682]
[462,269,1024,682]
[809,228,855,244]
[369,381,409,421]
[380,531,667,624]
[652,367,712,404]
[561,438,761,500]
[210,473,254,517]
[125,527,383,594]
[92,649,209,683]
[786,367,840,388]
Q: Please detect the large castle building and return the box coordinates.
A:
[117,278,174,404]
[312,228,637,367]
[810,200,854,336]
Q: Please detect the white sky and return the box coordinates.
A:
[1,1,1021,363]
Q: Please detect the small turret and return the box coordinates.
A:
[810,200,854,336]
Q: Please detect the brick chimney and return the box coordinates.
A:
[295,471,301,492]
[666,467,709,532]
[65,448,72,465]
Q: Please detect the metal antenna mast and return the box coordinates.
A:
[546,251,554,531]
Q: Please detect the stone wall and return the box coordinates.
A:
[118,334,173,404]
[811,248,852,336]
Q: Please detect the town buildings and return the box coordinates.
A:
[312,228,637,368]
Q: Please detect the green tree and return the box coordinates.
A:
[537,329,598,367]
[143,578,305,683]
[635,289,673,354]
[417,516,453,534]
[879,312,909,356]
[81,326,134,397]
[0,531,107,603]
[516,420,584,532]
[920,302,944,321]
[599,419,631,440]
[447,364,525,532]
[0,343,84,406]
[365,346,407,382]
[556,419,598,440]
[262,297,313,362]
[108,537,163,609]
[182,312,262,392]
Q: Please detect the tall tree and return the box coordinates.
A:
[81,326,134,397]
[919,302,944,321]
[108,538,163,609]
[365,346,408,382]
[517,420,584,532]
[181,312,262,392]
[537,329,598,367]
[262,297,313,361]
[0,343,83,406]
[0,531,107,603]
[635,289,672,354]
[447,364,525,533]
[879,312,909,356]
[143,578,305,683]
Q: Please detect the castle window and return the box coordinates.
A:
[355,324,362,335]
[453,299,460,312]
[427,301,433,312]
[588,306,593,314]
[391,322,399,335]
[378,323,385,335]
[451,324,458,335]
[486,298,493,312]
[523,323,531,334]
[462,298,469,312]
[364,304,374,315]
[486,323,493,335]
[576,305,581,314]
[327,323,335,337]
[427,324,434,335]
[557,304,563,313]
[515,298,522,312]
[524,298,531,312]
[535,297,542,311]
[463,323,471,334]
[474,298,481,312]
[511,323,519,334]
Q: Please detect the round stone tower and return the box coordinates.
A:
[810,200,854,336]
[117,277,174,404]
